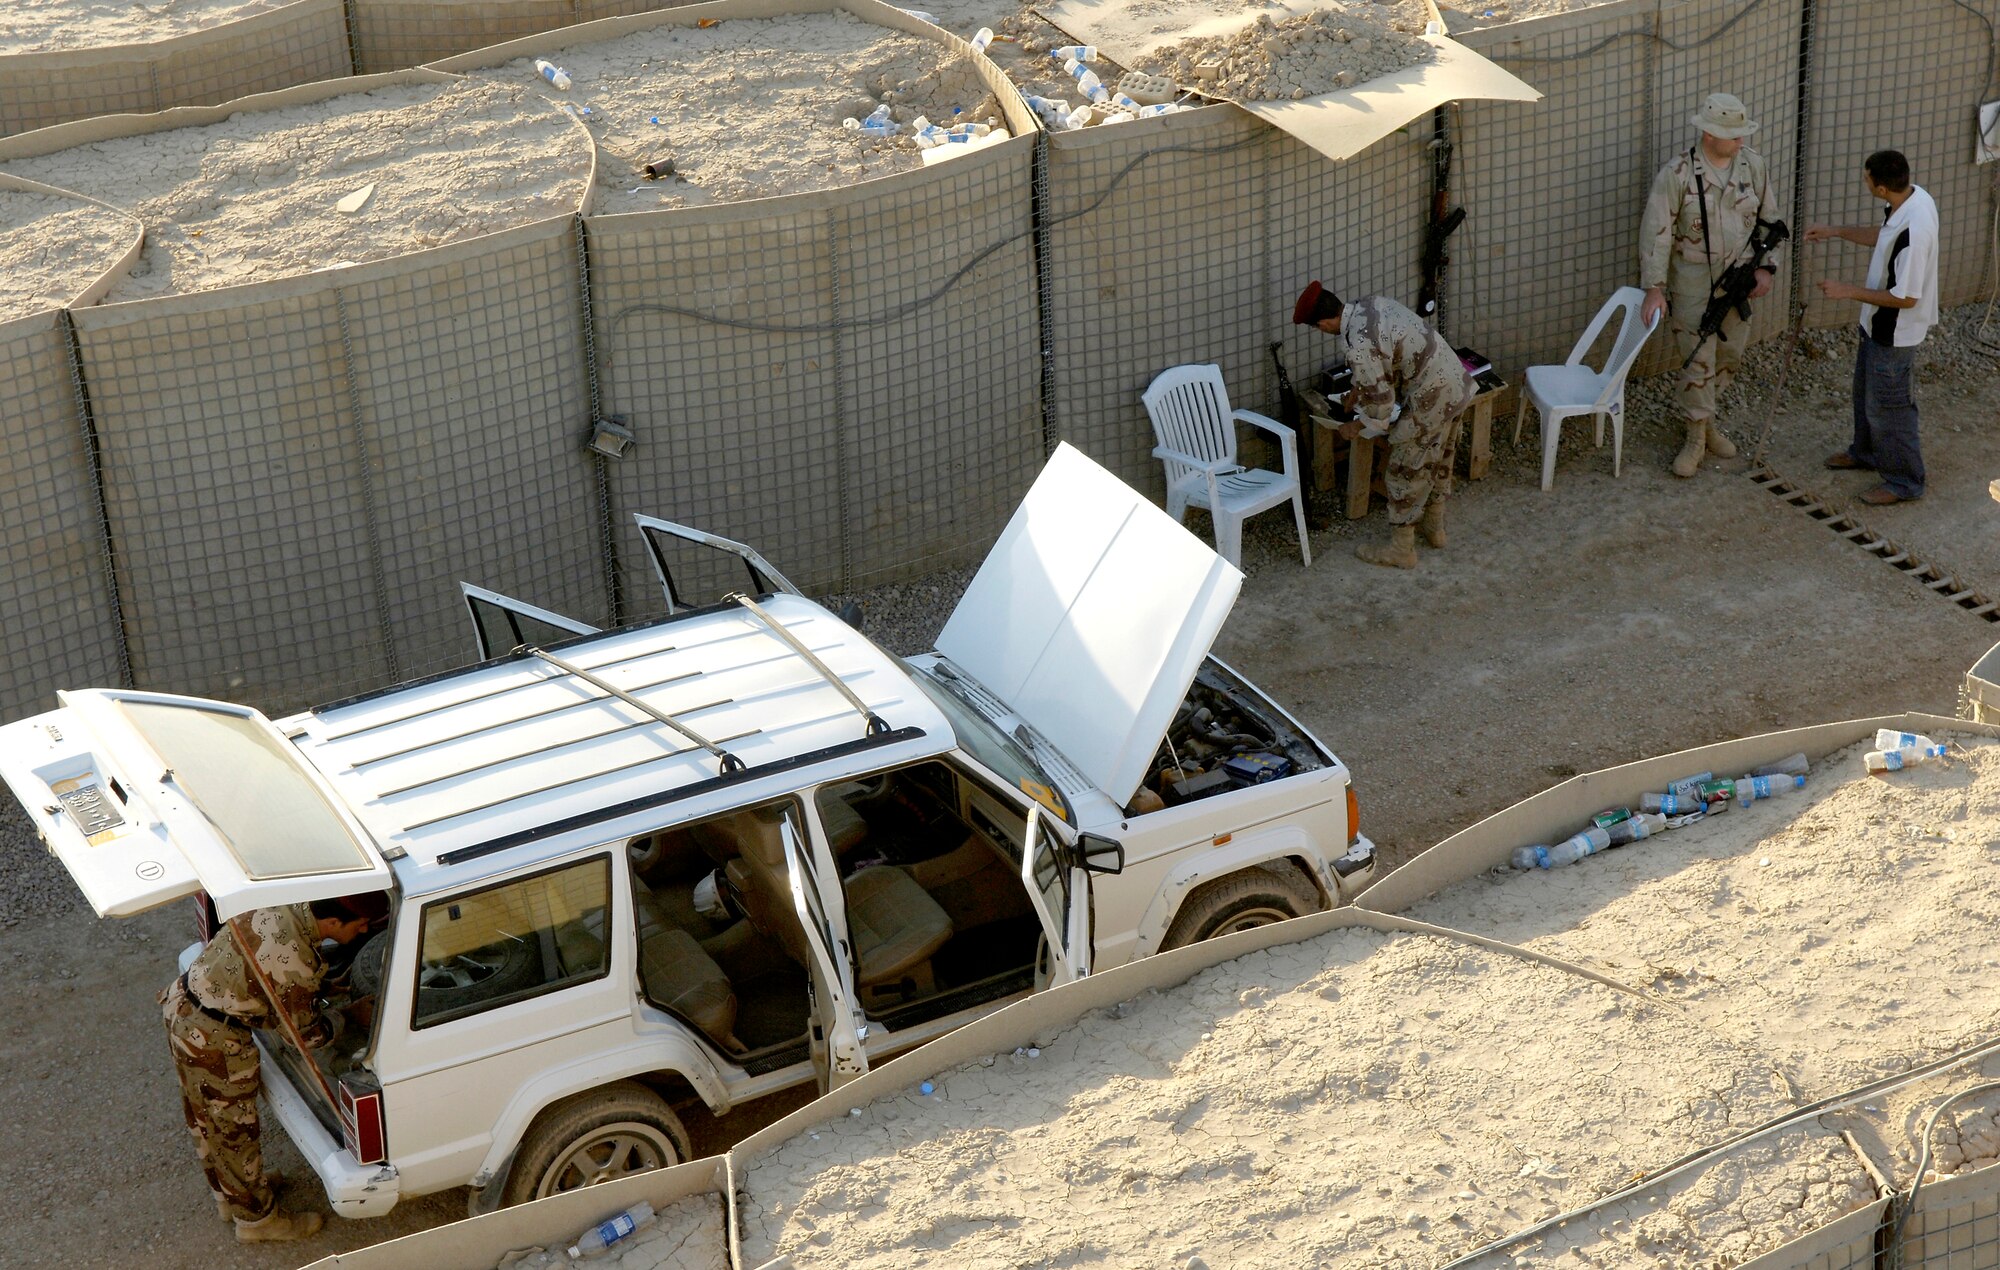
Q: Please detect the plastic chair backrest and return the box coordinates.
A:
[1564,286,1657,410]
[1142,364,1238,481]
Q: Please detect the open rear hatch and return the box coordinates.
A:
[936,443,1244,808]
[0,689,390,920]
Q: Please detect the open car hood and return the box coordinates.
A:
[0,689,390,921]
[936,443,1244,806]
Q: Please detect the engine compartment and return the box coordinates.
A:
[1146,662,1329,810]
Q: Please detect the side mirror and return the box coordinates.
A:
[1075,832,1125,876]
[838,600,865,631]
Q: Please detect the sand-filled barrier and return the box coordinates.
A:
[0,77,591,301]
[473,12,1000,215]
[739,926,1835,1268]
[1407,736,2000,1098]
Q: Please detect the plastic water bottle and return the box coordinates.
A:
[1668,771,1713,799]
[1754,752,1810,778]
[1875,729,1935,752]
[1866,744,1947,773]
[1135,102,1181,118]
[1025,94,1068,123]
[1067,64,1110,103]
[1732,773,1806,803]
[1606,812,1667,846]
[1050,44,1097,61]
[533,59,572,91]
[899,8,937,21]
[1112,92,1143,110]
[1642,790,1707,815]
[913,123,949,147]
[969,26,995,52]
[950,121,992,136]
[1546,825,1612,866]
[1511,845,1552,870]
[569,1201,654,1257]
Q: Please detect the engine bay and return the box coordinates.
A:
[1145,662,1328,810]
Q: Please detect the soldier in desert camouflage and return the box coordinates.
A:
[160,899,372,1242]
[1295,282,1476,568]
[1639,92,1785,477]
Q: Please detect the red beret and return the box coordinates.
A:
[1292,280,1325,325]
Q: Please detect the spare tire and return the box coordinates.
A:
[414,935,542,1020]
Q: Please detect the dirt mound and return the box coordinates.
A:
[1138,4,1433,100]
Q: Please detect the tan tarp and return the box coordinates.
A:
[1036,0,1540,162]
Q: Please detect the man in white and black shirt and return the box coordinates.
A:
[1806,149,1939,505]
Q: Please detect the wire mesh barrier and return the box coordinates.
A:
[0,0,352,138]
[0,312,126,717]
[591,140,1042,613]
[1799,0,2000,326]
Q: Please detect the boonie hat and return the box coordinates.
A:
[1690,92,1758,139]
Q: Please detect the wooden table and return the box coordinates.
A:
[1316,380,1511,520]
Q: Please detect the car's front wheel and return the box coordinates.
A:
[501,1081,691,1207]
[1159,863,1324,950]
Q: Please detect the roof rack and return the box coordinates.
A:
[527,647,746,775]
[730,593,891,738]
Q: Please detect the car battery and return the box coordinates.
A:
[1222,752,1292,786]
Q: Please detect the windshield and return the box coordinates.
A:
[906,665,1073,826]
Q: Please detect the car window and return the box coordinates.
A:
[411,856,611,1029]
[906,666,1073,826]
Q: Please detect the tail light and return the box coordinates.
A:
[192,891,218,944]
[337,1070,388,1166]
[1346,786,1360,845]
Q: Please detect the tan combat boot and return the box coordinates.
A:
[1671,417,1707,478]
[1419,501,1446,549]
[216,1172,286,1222]
[1705,419,1738,458]
[235,1208,324,1243]
[1355,524,1419,568]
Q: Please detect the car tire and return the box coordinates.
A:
[500,1081,691,1207]
[416,936,542,1019]
[1159,862,1324,951]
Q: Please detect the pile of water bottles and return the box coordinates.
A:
[839,100,1003,150]
[1026,45,1190,130]
[1510,750,1814,871]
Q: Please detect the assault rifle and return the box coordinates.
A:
[1681,217,1790,369]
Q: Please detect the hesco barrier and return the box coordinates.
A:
[287,714,2000,1270]
[0,0,353,138]
[0,0,1996,717]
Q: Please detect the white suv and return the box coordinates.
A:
[0,444,1373,1217]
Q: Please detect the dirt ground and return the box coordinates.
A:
[0,315,1996,1265]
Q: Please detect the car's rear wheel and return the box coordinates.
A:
[1159,863,1324,950]
[501,1081,690,1207]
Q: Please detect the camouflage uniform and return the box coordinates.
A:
[1342,295,1477,525]
[160,905,333,1222]
[1639,144,1785,422]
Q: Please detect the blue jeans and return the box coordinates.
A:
[1848,337,1924,498]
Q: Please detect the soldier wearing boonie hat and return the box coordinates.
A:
[1637,92,1785,478]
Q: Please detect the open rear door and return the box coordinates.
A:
[633,515,803,614]
[780,814,869,1092]
[460,583,599,661]
[1019,809,1092,990]
[0,690,391,921]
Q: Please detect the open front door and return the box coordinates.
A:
[459,583,599,661]
[1019,809,1093,990]
[780,814,869,1092]
[632,515,803,614]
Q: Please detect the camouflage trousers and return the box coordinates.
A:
[162,980,276,1223]
[1383,395,1470,526]
[1668,276,1752,422]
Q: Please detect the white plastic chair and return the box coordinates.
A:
[1142,363,1309,568]
[1514,286,1661,491]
